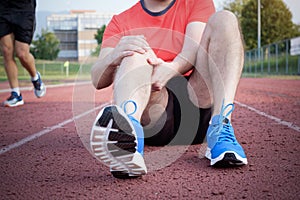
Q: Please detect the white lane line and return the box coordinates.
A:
[0,81,91,93]
[0,103,107,155]
[235,101,300,133]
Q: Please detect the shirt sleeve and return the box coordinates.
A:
[101,15,123,48]
[188,0,216,23]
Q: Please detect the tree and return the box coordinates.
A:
[95,25,106,45]
[224,0,300,50]
[92,25,106,57]
[30,29,60,60]
[223,0,250,19]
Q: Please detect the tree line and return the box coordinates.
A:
[224,0,300,50]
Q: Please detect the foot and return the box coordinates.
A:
[3,92,24,107]
[32,72,46,98]
[90,103,147,178]
[205,103,247,167]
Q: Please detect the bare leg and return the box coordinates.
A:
[189,11,247,166]
[15,40,36,78]
[114,52,153,121]
[189,10,244,119]
[0,34,19,89]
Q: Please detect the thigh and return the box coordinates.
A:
[12,12,35,44]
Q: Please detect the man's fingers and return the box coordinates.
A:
[147,58,163,66]
[121,35,149,51]
[122,51,135,57]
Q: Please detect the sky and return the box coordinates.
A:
[37,0,300,24]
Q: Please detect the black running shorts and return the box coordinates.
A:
[0,11,36,44]
[144,76,212,146]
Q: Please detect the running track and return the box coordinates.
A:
[0,78,299,199]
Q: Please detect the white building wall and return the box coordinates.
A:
[47,11,113,61]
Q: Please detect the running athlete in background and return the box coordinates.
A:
[0,0,46,107]
[91,0,248,178]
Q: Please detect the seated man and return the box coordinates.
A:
[90,0,247,179]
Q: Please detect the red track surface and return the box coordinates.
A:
[0,78,299,199]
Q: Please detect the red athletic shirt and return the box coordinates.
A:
[102,0,215,62]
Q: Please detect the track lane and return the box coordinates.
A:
[0,78,299,199]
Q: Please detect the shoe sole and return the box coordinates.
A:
[4,100,24,107]
[206,148,248,167]
[90,105,147,178]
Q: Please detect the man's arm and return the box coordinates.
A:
[150,21,207,90]
[173,21,206,73]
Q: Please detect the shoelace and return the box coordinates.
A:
[121,100,138,118]
[208,101,236,143]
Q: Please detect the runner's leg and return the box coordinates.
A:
[15,40,36,78]
[0,34,19,89]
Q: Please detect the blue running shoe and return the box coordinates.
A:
[3,92,24,107]
[205,102,247,167]
[32,72,46,98]
[90,101,147,178]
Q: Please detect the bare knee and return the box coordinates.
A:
[15,48,29,62]
[1,45,14,63]
[115,52,154,84]
[121,52,146,65]
[208,10,240,33]
[121,52,153,70]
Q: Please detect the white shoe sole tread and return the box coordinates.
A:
[90,105,147,178]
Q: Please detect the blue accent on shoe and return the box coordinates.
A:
[4,91,24,107]
[206,101,247,165]
[122,100,144,156]
[8,91,22,101]
[127,115,144,155]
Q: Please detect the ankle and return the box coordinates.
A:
[31,73,39,81]
[12,88,20,96]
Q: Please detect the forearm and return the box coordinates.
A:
[91,53,116,89]
[171,49,197,75]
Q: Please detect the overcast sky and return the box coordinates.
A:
[37,0,300,24]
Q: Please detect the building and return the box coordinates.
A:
[47,10,113,62]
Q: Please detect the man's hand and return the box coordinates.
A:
[110,35,150,67]
[148,57,179,91]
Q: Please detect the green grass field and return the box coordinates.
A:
[0,57,93,84]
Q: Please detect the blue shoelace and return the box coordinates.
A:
[121,100,138,119]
